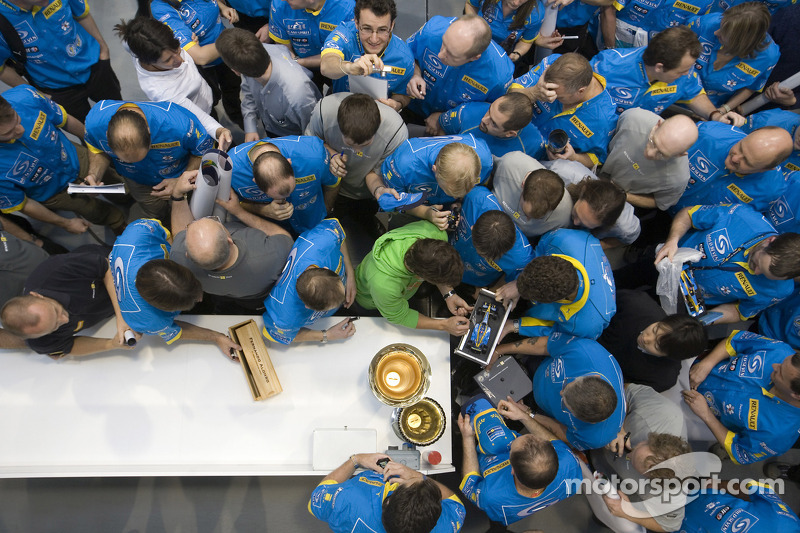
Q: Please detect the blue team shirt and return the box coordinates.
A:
[109,219,182,343]
[688,13,780,107]
[262,219,346,344]
[512,54,617,165]
[766,170,800,236]
[321,21,414,95]
[520,229,616,341]
[467,0,546,47]
[742,109,800,177]
[0,85,78,212]
[406,16,514,117]
[697,331,800,464]
[533,333,626,451]
[268,0,355,59]
[460,439,581,525]
[612,0,714,42]
[759,285,800,350]
[438,102,546,159]
[677,122,787,213]
[451,186,532,287]
[0,0,99,89]
[591,47,706,115]
[85,100,213,187]
[380,134,493,205]
[151,0,224,66]
[556,1,600,26]
[226,0,271,18]
[681,488,800,533]
[229,136,338,234]
[309,470,466,533]
[680,204,794,319]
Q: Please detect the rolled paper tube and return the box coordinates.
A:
[190,150,222,219]
[210,149,233,221]
[534,4,559,64]
[740,70,800,115]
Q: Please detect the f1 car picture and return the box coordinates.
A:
[467,303,498,353]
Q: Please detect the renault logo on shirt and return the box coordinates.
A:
[29,111,47,141]
[570,116,593,138]
[673,0,701,13]
[462,76,488,94]
[735,272,757,297]
[736,63,760,77]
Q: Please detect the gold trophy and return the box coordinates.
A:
[368,344,431,407]
[391,397,446,446]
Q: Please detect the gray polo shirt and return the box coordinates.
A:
[171,222,293,299]
[491,151,572,238]
[544,159,641,245]
[305,93,408,200]
[241,44,322,137]
[602,108,690,210]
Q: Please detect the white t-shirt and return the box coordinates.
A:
[131,48,223,137]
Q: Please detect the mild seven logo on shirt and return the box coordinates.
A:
[706,228,732,263]
[688,150,718,181]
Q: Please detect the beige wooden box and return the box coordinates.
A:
[228,319,282,401]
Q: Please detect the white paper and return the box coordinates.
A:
[348,74,388,100]
[67,183,127,194]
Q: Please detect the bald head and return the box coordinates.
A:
[0,293,68,339]
[185,218,232,270]
[725,126,794,175]
[646,114,698,160]
[440,14,491,67]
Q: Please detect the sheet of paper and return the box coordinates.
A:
[348,74,388,100]
[67,183,127,194]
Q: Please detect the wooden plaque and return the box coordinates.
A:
[228,319,282,401]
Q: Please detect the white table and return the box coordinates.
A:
[0,316,454,478]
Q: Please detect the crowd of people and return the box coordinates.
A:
[0,0,799,530]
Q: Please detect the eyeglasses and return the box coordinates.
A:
[647,129,666,160]
[358,25,391,37]
[188,215,222,226]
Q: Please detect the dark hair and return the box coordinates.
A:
[544,53,593,94]
[764,233,800,279]
[108,109,151,155]
[719,2,771,58]
[517,255,577,303]
[215,28,271,77]
[254,151,295,196]
[480,0,538,30]
[338,93,381,144]
[296,267,344,311]
[135,259,202,311]
[567,178,626,229]
[355,0,396,22]
[473,210,516,262]
[0,95,13,123]
[114,17,180,65]
[404,239,464,286]
[790,352,800,396]
[657,314,707,361]
[510,435,559,490]
[382,477,442,533]
[523,169,564,219]
[496,92,533,132]
[563,376,617,423]
[642,26,701,70]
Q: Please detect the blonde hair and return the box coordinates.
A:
[642,433,692,479]
[434,143,481,198]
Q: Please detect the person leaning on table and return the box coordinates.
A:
[308,452,466,532]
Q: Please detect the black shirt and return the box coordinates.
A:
[597,289,681,392]
[24,247,114,356]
